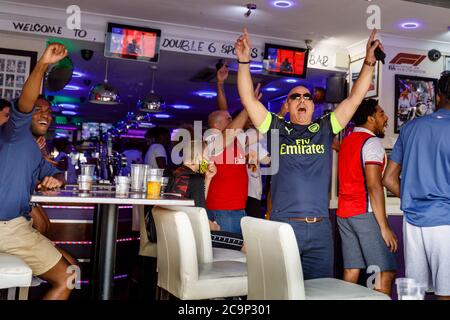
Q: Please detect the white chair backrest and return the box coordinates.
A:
[241,216,306,300]
[160,205,213,263]
[152,207,199,296]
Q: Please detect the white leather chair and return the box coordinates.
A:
[0,253,32,300]
[241,217,390,300]
[160,206,246,263]
[152,206,247,300]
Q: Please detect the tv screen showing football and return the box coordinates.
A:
[104,22,161,63]
[263,43,309,78]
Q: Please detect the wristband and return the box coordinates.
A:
[237,60,251,64]
[363,60,376,67]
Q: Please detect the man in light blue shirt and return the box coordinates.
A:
[0,43,74,300]
[384,71,450,300]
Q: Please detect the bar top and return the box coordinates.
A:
[31,186,195,206]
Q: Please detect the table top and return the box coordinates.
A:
[31,186,195,206]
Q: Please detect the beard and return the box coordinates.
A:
[376,131,385,138]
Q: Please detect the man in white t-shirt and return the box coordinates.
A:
[144,127,170,169]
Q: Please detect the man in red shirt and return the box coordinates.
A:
[203,63,249,234]
[337,99,398,295]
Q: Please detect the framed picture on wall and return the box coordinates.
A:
[394,74,438,133]
[0,48,37,101]
[445,56,450,72]
[349,57,379,98]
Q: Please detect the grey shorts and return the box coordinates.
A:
[337,212,397,272]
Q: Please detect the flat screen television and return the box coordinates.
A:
[263,43,309,78]
[81,123,113,140]
[104,22,161,63]
[82,122,99,141]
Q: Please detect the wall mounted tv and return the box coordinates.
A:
[104,22,161,63]
[262,43,309,78]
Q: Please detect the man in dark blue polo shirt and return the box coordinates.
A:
[384,71,450,300]
[0,43,74,300]
[235,28,384,279]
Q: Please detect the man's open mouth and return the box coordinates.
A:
[38,120,48,126]
[297,106,307,113]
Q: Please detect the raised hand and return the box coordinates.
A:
[217,63,229,83]
[205,162,217,180]
[254,82,262,101]
[365,29,384,64]
[39,43,68,65]
[234,27,252,62]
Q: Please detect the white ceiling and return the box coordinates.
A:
[7,0,450,47]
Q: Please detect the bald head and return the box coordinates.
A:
[208,110,232,131]
[287,86,311,97]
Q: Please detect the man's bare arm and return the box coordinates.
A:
[366,164,398,252]
[236,28,268,128]
[334,29,383,129]
[216,64,229,111]
[382,160,402,198]
[18,43,68,114]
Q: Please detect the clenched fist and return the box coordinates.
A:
[39,43,68,65]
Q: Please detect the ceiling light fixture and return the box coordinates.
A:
[197,91,217,98]
[250,63,263,72]
[264,87,278,92]
[400,22,420,29]
[59,103,78,110]
[64,85,81,91]
[88,59,120,105]
[273,1,293,8]
[286,79,298,83]
[154,113,170,119]
[137,65,166,113]
[172,104,192,110]
[61,110,78,116]
[72,71,84,78]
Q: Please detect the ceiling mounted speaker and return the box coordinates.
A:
[428,49,441,62]
[44,56,73,92]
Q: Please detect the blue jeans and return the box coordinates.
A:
[272,217,334,280]
[207,210,246,235]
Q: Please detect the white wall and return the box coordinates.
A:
[348,34,450,148]
[0,30,46,57]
